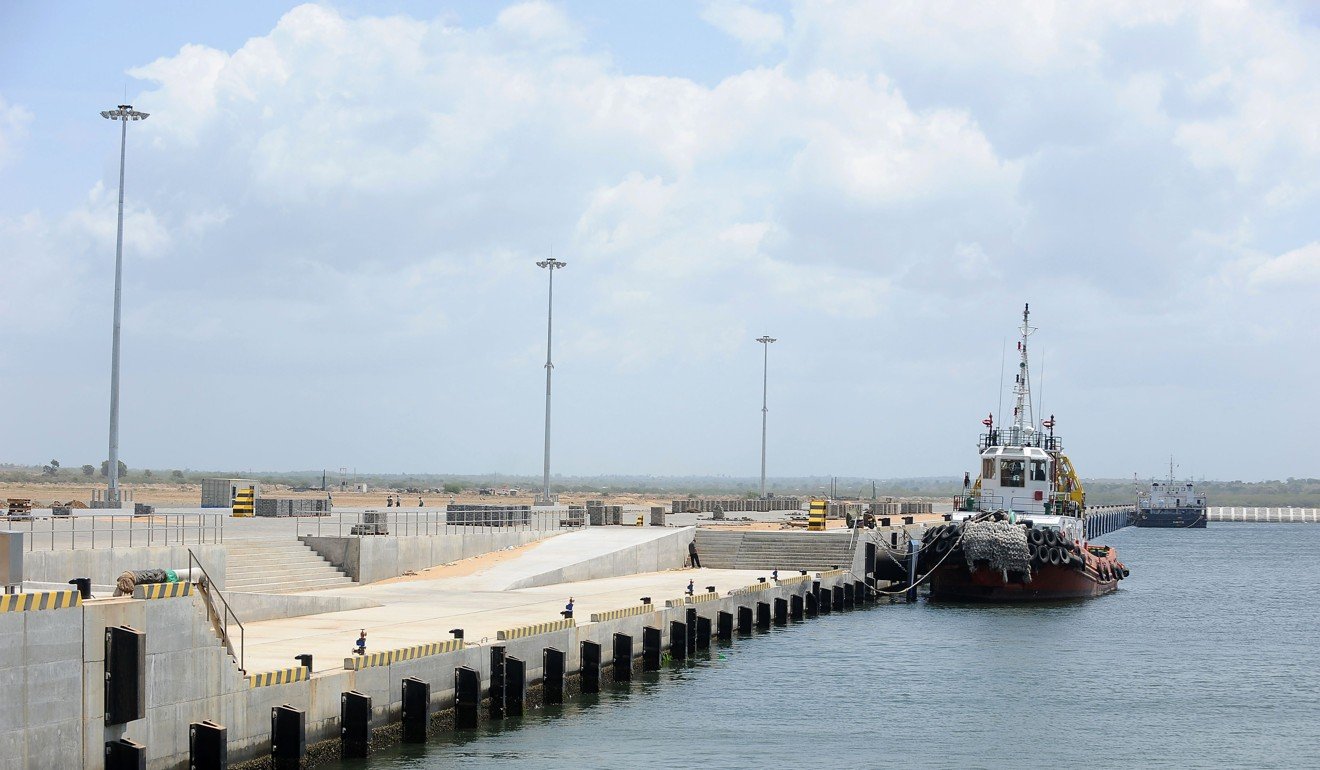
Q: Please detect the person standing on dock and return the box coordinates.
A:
[564,597,574,619]
[354,630,367,656]
[771,569,778,582]
[688,539,701,568]
[686,579,695,596]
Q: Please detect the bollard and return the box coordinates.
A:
[105,738,146,770]
[716,611,734,641]
[69,577,92,599]
[401,677,430,743]
[105,625,145,725]
[543,648,565,705]
[843,582,855,609]
[832,585,844,612]
[454,667,480,728]
[613,633,633,682]
[505,657,526,717]
[642,626,662,670]
[489,646,507,720]
[790,593,804,620]
[773,597,788,625]
[685,608,698,653]
[294,653,313,672]
[189,720,226,770]
[756,601,771,630]
[669,621,687,660]
[581,641,601,694]
[695,616,712,649]
[737,606,753,634]
[270,704,306,769]
[340,690,371,758]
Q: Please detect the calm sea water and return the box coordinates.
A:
[344,524,1320,769]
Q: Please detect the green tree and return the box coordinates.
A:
[171,470,184,481]
[81,464,95,477]
[442,481,463,494]
[143,469,153,479]
[41,459,60,476]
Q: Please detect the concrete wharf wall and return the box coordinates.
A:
[1,569,865,769]
[1208,507,1320,523]
[300,530,556,584]
[21,543,228,590]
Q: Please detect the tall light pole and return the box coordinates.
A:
[536,258,566,506]
[100,104,149,506]
[756,335,776,498]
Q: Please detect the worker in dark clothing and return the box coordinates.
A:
[686,579,694,596]
[353,629,367,655]
[688,539,701,568]
[564,597,574,619]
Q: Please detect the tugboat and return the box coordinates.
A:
[1134,459,1207,528]
[921,304,1129,601]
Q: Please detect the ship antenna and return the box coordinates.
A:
[996,336,1006,435]
[1011,303,1037,438]
[1037,346,1045,432]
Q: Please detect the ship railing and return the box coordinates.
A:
[978,430,1063,452]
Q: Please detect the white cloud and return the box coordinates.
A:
[1248,242,1320,288]
[0,94,33,167]
[701,1,786,53]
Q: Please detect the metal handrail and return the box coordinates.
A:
[294,507,582,539]
[3,512,225,552]
[188,548,244,674]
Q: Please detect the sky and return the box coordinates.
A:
[0,1,1316,482]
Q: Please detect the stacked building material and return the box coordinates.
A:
[445,505,531,527]
[670,497,804,514]
[255,498,332,517]
[900,501,934,515]
[563,505,586,528]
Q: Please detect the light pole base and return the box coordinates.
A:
[534,494,558,507]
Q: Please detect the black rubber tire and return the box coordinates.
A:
[1048,547,1062,566]
[1029,528,1045,545]
[1044,529,1059,547]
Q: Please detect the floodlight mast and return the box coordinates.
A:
[101,104,149,505]
[536,258,566,506]
[756,335,776,498]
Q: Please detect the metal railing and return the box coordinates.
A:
[189,548,244,673]
[294,507,583,539]
[3,512,225,551]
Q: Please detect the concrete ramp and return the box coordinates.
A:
[449,527,693,590]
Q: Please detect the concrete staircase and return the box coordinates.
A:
[225,539,355,593]
[694,530,856,572]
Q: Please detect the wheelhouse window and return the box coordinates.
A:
[982,458,995,479]
[1031,460,1047,482]
[1001,460,1025,487]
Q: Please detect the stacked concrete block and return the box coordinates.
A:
[671,497,804,515]
[649,507,665,526]
[563,506,586,528]
[255,498,331,517]
[445,505,531,527]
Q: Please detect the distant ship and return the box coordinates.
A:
[1133,461,1207,528]
[921,304,1129,601]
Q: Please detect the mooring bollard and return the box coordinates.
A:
[773,597,788,625]
[340,690,371,758]
[581,640,602,694]
[756,601,771,629]
[716,611,734,641]
[454,667,480,728]
[189,720,226,770]
[105,738,146,770]
[401,677,430,743]
[790,593,804,620]
[543,648,565,705]
[669,620,687,660]
[613,633,633,681]
[737,605,753,634]
[505,657,526,717]
[270,704,306,769]
[489,646,507,720]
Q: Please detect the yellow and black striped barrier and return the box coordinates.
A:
[778,574,812,586]
[247,666,309,688]
[815,568,846,579]
[728,582,773,596]
[133,581,192,600]
[808,499,827,531]
[588,604,655,623]
[664,596,688,608]
[496,618,576,641]
[232,486,255,517]
[636,513,645,526]
[691,591,718,603]
[0,589,81,613]
[343,639,463,671]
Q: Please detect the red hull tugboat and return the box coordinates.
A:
[921,305,1129,602]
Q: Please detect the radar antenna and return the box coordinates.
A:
[1011,303,1036,436]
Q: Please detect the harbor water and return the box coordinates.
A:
[344,524,1320,769]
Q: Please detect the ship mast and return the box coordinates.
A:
[1011,303,1036,438]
